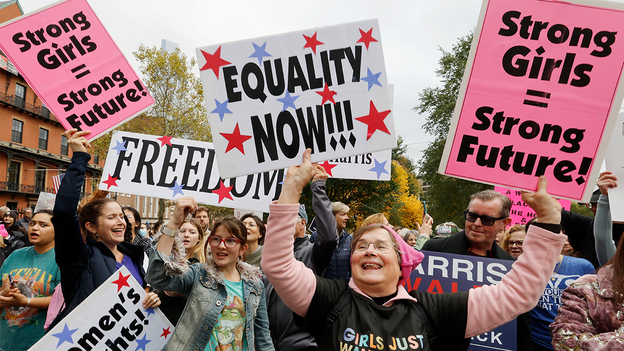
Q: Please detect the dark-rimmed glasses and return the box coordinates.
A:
[507,240,523,247]
[464,210,506,226]
[208,236,241,248]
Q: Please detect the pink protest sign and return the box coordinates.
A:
[0,0,154,141]
[495,186,571,226]
[439,0,624,201]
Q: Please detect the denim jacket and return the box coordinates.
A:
[146,250,274,351]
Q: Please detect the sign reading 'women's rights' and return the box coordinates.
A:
[100,131,391,213]
[0,0,154,141]
[196,19,396,178]
[439,0,624,202]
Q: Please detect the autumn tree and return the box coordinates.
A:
[415,33,491,226]
[94,45,211,221]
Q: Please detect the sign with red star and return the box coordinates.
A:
[161,327,172,339]
[157,135,173,147]
[196,19,396,179]
[213,180,234,203]
[319,161,338,177]
[102,174,118,190]
[111,272,131,292]
[199,46,231,78]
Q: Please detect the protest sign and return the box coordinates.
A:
[605,111,624,221]
[0,0,154,141]
[196,19,396,178]
[34,192,56,213]
[439,0,624,202]
[30,266,173,351]
[405,251,517,351]
[100,131,392,212]
[318,148,392,181]
[494,186,571,225]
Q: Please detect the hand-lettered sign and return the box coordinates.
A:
[439,0,624,202]
[0,0,154,141]
[406,251,517,351]
[30,266,173,351]
[495,186,571,225]
[196,19,396,178]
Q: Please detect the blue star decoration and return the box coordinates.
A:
[112,140,127,155]
[135,334,151,351]
[144,307,156,317]
[277,91,300,111]
[169,181,185,197]
[361,68,382,91]
[211,99,233,122]
[368,159,389,179]
[52,323,79,347]
[249,41,272,65]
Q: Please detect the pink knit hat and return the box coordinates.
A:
[381,225,425,286]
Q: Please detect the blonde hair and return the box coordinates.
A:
[501,224,526,254]
[360,213,389,228]
[182,218,207,263]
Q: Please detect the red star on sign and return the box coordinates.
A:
[199,46,231,78]
[357,28,378,50]
[316,83,337,105]
[303,32,324,54]
[355,101,391,140]
[111,272,130,292]
[319,161,338,177]
[213,180,234,203]
[102,174,118,190]
[220,123,252,154]
[161,327,172,339]
[157,135,172,147]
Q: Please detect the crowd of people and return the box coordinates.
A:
[1,130,623,350]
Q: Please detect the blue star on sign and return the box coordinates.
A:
[52,323,79,347]
[211,99,233,122]
[145,307,156,317]
[368,159,389,179]
[169,181,185,197]
[277,91,300,111]
[135,334,151,351]
[361,68,382,91]
[112,140,127,155]
[249,41,272,65]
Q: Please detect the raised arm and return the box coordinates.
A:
[310,165,338,273]
[465,176,566,337]
[594,171,617,266]
[262,149,318,317]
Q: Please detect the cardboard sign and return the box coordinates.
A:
[405,251,517,351]
[439,0,624,202]
[197,19,396,178]
[494,186,571,225]
[605,111,624,221]
[30,266,174,351]
[34,192,56,213]
[0,0,154,141]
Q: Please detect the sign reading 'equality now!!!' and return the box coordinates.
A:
[0,0,154,141]
[439,0,624,202]
[197,19,396,178]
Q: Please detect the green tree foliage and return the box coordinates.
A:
[93,45,211,221]
[415,33,491,226]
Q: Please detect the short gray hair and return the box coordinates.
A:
[331,202,349,215]
[468,190,512,218]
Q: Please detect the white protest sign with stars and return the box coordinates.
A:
[197,19,396,178]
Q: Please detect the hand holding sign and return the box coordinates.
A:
[278,149,317,205]
[169,196,197,229]
[597,171,618,196]
[313,164,329,182]
[521,176,562,224]
[65,128,91,153]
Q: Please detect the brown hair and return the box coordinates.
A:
[240,213,266,245]
[181,218,206,263]
[605,234,624,304]
[350,224,402,266]
[205,216,248,255]
[501,224,526,254]
[79,198,119,241]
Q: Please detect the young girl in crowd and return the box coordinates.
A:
[147,197,273,350]
[156,218,206,325]
[49,129,160,329]
[0,210,60,351]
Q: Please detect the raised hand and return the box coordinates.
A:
[597,171,617,196]
[278,149,317,204]
[521,176,562,224]
[65,129,91,153]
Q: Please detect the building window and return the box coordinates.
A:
[11,119,23,143]
[15,83,25,109]
[148,197,153,216]
[8,161,20,191]
[41,103,50,118]
[39,128,49,150]
[35,169,46,192]
[94,154,99,164]
[61,135,69,156]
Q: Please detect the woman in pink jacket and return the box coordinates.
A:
[262,150,567,351]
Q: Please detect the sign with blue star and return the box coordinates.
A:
[197,19,396,178]
[30,266,173,351]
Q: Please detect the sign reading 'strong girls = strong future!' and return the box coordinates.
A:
[197,19,396,178]
[439,0,624,202]
[0,0,154,141]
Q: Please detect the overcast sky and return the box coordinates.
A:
[19,0,488,167]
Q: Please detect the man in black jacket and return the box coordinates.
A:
[422,189,532,351]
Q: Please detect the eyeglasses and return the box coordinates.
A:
[208,236,242,248]
[464,210,506,226]
[354,240,394,252]
[507,240,524,247]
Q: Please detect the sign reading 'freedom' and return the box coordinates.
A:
[197,19,396,178]
[440,0,624,202]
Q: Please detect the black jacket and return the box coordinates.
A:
[50,152,145,330]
